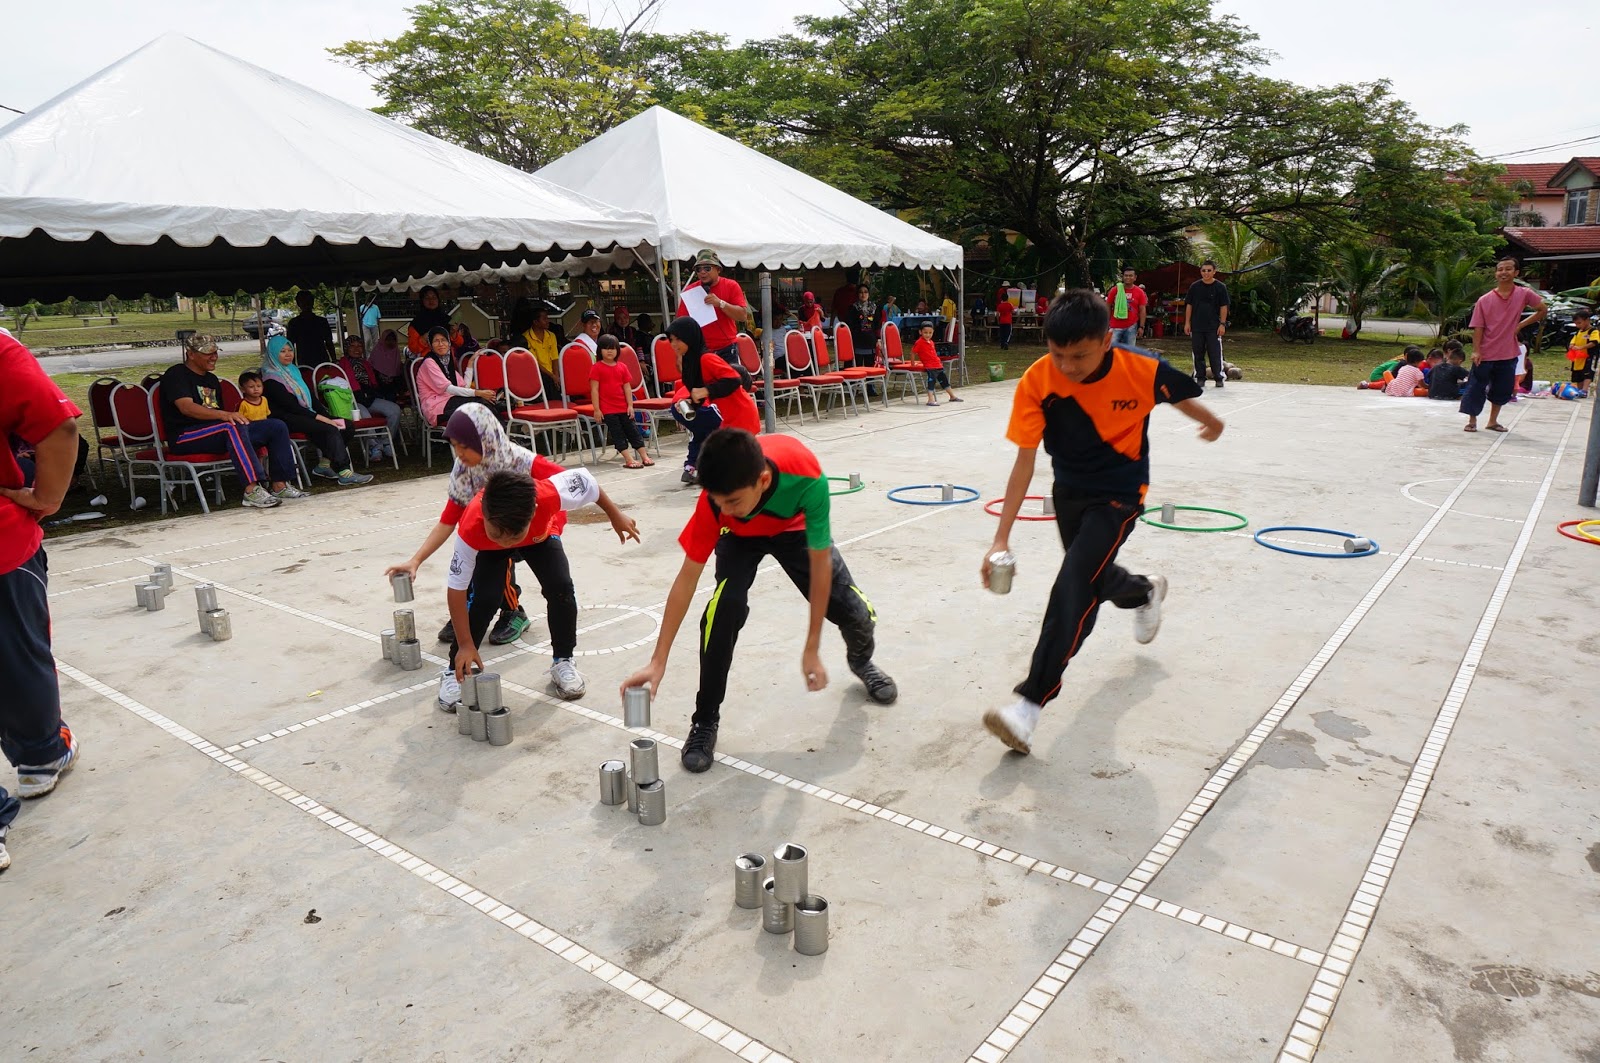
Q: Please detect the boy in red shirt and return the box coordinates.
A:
[995,296,1015,350]
[914,321,962,406]
[621,429,898,773]
[588,334,652,469]
[0,332,84,871]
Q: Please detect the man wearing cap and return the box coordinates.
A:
[676,250,750,364]
[574,308,604,358]
[159,334,298,509]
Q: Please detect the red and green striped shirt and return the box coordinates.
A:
[678,435,831,563]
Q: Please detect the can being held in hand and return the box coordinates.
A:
[391,572,414,603]
[987,551,1016,595]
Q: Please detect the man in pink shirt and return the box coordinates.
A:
[1462,258,1544,433]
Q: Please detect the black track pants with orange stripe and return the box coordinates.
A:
[1015,491,1153,707]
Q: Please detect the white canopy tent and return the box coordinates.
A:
[0,34,660,304]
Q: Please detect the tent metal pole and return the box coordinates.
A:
[1580,393,1600,507]
[759,272,776,434]
[652,247,671,328]
[669,260,682,324]
[958,263,967,386]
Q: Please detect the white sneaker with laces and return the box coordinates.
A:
[437,669,462,713]
[549,658,586,700]
[983,698,1041,755]
[1133,575,1167,645]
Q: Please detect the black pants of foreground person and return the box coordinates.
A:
[1014,489,1154,708]
[693,531,876,728]
[0,547,71,830]
[449,537,577,660]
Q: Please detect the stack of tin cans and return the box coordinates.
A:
[192,583,231,641]
[733,841,828,955]
[596,686,665,824]
[453,671,512,745]
[133,563,171,613]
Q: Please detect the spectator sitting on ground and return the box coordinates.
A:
[338,336,401,462]
[1356,347,1416,390]
[159,334,297,508]
[260,337,373,486]
[286,289,336,369]
[1429,347,1470,400]
[1383,349,1427,397]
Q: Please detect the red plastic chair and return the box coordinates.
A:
[784,330,848,419]
[88,376,126,487]
[881,322,923,402]
[142,384,234,513]
[651,335,681,398]
[558,344,601,461]
[738,334,804,423]
[504,347,582,460]
[619,343,673,456]
[834,322,889,410]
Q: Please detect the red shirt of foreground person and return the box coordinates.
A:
[0,333,83,571]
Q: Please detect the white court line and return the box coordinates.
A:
[54,661,786,1063]
[965,406,1536,1062]
[1400,477,1525,523]
[1276,405,1580,1062]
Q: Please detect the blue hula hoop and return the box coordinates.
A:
[1253,525,1379,558]
[886,483,981,506]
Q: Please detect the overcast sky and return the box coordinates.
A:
[3,0,1595,162]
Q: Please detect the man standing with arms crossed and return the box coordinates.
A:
[1461,257,1545,434]
[0,331,83,871]
[1183,261,1229,388]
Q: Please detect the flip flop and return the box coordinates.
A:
[622,459,643,469]
[640,455,655,467]
[1463,424,1477,432]
[1485,424,1508,433]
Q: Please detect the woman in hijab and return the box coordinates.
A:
[797,291,822,331]
[406,285,452,354]
[260,335,373,486]
[414,326,501,427]
[384,404,640,704]
[842,281,883,397]
[666,316,759,485]
[367,328,406,387]
[338,335,400,462]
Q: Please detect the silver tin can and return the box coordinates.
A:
[392,609,416,643]
[468,705,488,741]
[380,630,396,661]
[762,878,793,935]
[1042,494,1056,517]
[793,895,830,955]
[848,472,862,490]
[734,853,767,909]
[152,563,174,591]
[395,638,422,670]
[941,483,955,502]
[629,738,660,787]
[673,398,698,421]
[207,609,232,642]
[622,685,651,729]
[137,582,164,611]
[1161,502,1176,524]
[772,842,808,904]
[195,583,218,613]
[599,761,627,805]
[197,608,214,637]
[637,780,666,825]
[461,672,479,709]
[391,571,414,603]
[1344,537,1374,553]
[626,770,639,814]
[456,695,475,735]
[987,551,1016,595]
[475,673,502,712]
[485,707,512,746]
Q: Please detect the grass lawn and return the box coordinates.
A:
[12,309,256,349]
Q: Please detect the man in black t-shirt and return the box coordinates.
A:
[285,289,335,369]
[159,334,298,509]
[1183,261,1230,388]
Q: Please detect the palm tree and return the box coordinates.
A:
[1326,240,1402,340]
[1409,254,1490,342]
[1197,220,1276,274]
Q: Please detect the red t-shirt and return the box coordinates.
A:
[445,467,599,591]
[1,333,83,574]
[996,301,1014,325]
[677,435,829,563]
[588,360,634,415]
[438,452,568,536]
[671,351,761,435]
[1106,284,1148,329]
[677,276,748,352]
[912,336,943,370]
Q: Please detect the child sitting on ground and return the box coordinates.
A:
[237,370,271,420]
[913,322,962,406]
[1383,349,1427,396]
[1428,347,1470,400]
[588,333,652,469]
[1356,348,1417,390]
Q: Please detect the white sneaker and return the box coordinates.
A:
[0,827,8,872]
[242,484,282,509]
[983,698,1041,755]
[1133,575,1167,645]
[437,669,461,713]
[549,658,586,700]
[273,483,310,501]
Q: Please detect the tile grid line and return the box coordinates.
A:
[965,406,1535,1063]
[1275,403,1581,1062]
[53,660,791,1063]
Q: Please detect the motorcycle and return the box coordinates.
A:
[1278,312,1317,344]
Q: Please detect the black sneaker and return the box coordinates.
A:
[681,466,698,485]
[849,660,899,704]
[488,609,531,646]
[681,722,719,773]
[436,620,454,643]
[1215,378,1224,388]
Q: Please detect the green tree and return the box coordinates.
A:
[332,0,666,170]
[1326,240,1401,339]
[1408,253,1490,342]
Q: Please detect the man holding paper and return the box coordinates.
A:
[677,249,750,361]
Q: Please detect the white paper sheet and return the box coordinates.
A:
[680,283,719,327]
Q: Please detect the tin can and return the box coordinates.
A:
[629,738,659,787]
[734,853,767,909]
[622,686,651,729]
[136,582,163,611]
[207,609,232,642]
[392,609,416,643]
[198,608,214,637]
[762,878,793,935]
[380,629,396,661]
[195,583,218,613]
[987,551,1016,595]
[468,705,488,741]
[848,472,862,490]
[599,761,627,805]
[773,842,808,904]
[1344,537,1373,554]
[626,770,639,814]
[152,563,174,592]
[395,638,422,670]
[941,483,955,502]
[475,673,502,712]
[485,707,512,746]
[1161,502,1176,524]
[673,398,698,421]
[637,780,666,825]
[456,695,475,734]
[793,895,830,955]
[391,572,414,603]
[1042,495,1056,517]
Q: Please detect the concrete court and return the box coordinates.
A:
[5,377,1599,1063]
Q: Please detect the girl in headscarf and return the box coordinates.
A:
[666,316,758,485]
[367,328,405,384]
[338,335,400,462]
[384,403,640,706]
[798,291,822,331]
[406,285,452,354]
[414,326,500,427]
[259,335,373,486]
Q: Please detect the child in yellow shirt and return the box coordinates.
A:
[237,370,271,421]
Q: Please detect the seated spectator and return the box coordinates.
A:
[797,292,822,332]
[407,285,451,355]
[574,309,602,357]
[260,336,373,486]
[286,289,336,369]
[339,336,401,462]
[1429,348,1470,400]
[1383,349,1427,397]
[517,305,562,395]
[451,321,480,372]
[236,370,271,422]
[159,334,297,508]
[610,305,644,353]
[415,326,501,426]
[368,328,407,392]
[1356,348,1415,390]
[635,312,655,341]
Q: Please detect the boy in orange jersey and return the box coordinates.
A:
[981,290,1224,754]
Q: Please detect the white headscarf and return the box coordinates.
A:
[445,403,535,509]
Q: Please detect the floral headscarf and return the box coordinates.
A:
[445,402,535,510]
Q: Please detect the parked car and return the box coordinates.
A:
[241,309,290,339]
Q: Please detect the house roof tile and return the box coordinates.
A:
[1503,225,1600,256]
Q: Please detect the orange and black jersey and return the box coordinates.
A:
[1006,346,1201,499]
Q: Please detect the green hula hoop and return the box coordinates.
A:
[826,475,866,496]
[1138,504,1248,532]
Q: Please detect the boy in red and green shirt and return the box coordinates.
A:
[621,429,897,773]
